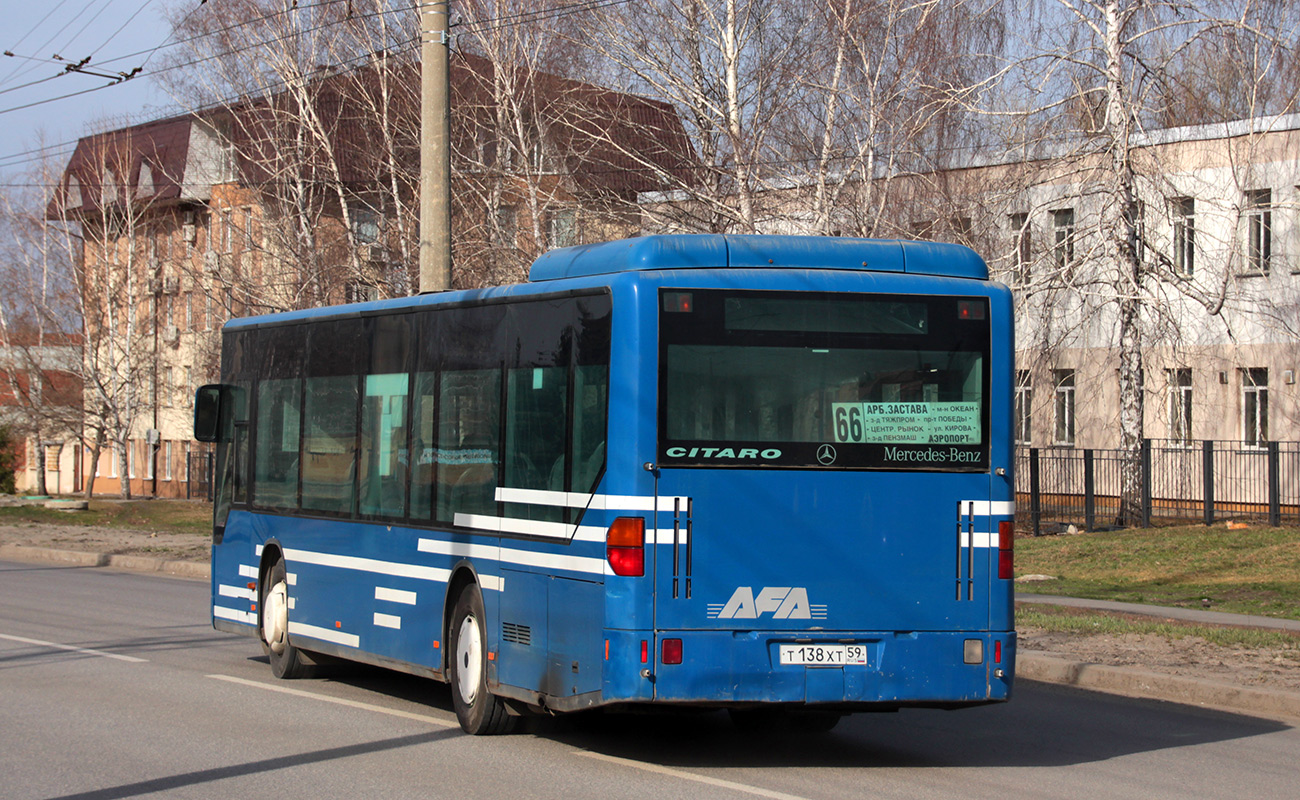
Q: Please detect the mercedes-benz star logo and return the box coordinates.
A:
[816,444,837,465]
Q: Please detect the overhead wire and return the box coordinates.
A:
[0,0,635,168]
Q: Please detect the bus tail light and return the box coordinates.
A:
[607,517,645,577]
[998,520,1014,579]
[661,638,683,665]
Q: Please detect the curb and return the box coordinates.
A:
[0,544,209,580]
[1018,652,1300,722]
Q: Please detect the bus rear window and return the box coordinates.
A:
[659,289,990,471]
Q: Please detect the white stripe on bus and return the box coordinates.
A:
[420,537,605,576]
[454,512,573,539]
[494,487,691,512]
[218,584,255,601]
[375,586,418,605]
[213,605,257,625]
[960,500,1015,516]
[373,613,401,630]
[280,547,503,592]
[238,564,258,579]
[289,621,360,648]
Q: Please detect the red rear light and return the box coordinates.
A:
[998,520,1014,579]
[607,517,645,577]
[661,638,683,665]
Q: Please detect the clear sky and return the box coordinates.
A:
[0,0,177,186]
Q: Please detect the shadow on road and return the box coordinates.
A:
[267,658,1292,770]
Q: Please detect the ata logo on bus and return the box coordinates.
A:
[708,586,829,620]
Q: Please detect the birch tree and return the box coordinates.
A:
[983,0,1300,525]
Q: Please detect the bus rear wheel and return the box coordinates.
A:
[447,584,514,735]
[262,558,311,679]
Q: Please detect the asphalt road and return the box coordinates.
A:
[2,559,1296,800]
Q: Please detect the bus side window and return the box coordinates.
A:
[410,372,438,520]
[504,366,567,522]
[301,320,363,515]
[359,315,412,519]
[254,378,301,509]
[571,364,608,495]
[437,369,501,524]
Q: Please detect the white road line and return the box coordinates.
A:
[206,674,458,729]
[577,751,812,800]
[0,632,147,663]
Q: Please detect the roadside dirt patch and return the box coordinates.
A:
[0,522,210,562]
[1020,626,1300,692]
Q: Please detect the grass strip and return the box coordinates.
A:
[1017,603,1300,654]
[0,500,212,535]
[1016,523,1300,620]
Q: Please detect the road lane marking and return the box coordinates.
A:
[206,674,459,728]
[577,751,812,800]
[0,632,147,663]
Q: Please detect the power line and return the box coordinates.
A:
[0,0,636,164]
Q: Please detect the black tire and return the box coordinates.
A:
[447,584,514,735]
[261,558,312,679]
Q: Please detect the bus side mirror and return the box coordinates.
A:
[194,384,228,443]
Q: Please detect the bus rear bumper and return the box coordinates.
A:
[603,629,1015,707]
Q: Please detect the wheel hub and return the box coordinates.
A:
[456,614,482,704]
[264,581,288,654]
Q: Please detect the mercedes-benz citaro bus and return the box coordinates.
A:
[194,234,1016,735]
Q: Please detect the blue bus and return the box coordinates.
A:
[195,234,1016,734]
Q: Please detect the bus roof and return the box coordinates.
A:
[528,234,988,282]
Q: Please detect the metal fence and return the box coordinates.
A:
[1016,440,1300,533]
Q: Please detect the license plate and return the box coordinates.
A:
[778,644,869,666]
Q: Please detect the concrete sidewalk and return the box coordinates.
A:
[2,543,1297,723]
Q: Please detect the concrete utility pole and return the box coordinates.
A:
[419,0,452,293]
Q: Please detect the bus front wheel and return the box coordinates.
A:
[447,584,514,735]
[262,558,311,679]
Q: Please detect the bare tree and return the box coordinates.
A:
[975,0,1300,525]
[0,155,82,495]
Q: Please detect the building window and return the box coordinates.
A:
[219,209,233,254]
[493,205,517,247]
[352,206,380,245]
[1167,368,1192,445]
[547,208,577,248]
[163,441,173,481]
[1009,212,1031,285]
[1014,370,1032,445]
[1052,208,1075,273]
[346,283,380,304]
[128,442,136,479]
[1242,368,1268,446]
[1053,368,1075,445]
[183,442,191,483]
[66,175,83,207]
[949,216,973,246]
[1244,189,1271,274]
[1171,197,1195,276]
[44,445,61,472]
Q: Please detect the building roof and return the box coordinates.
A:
[50,112,198,218]
[52,52,695,216]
